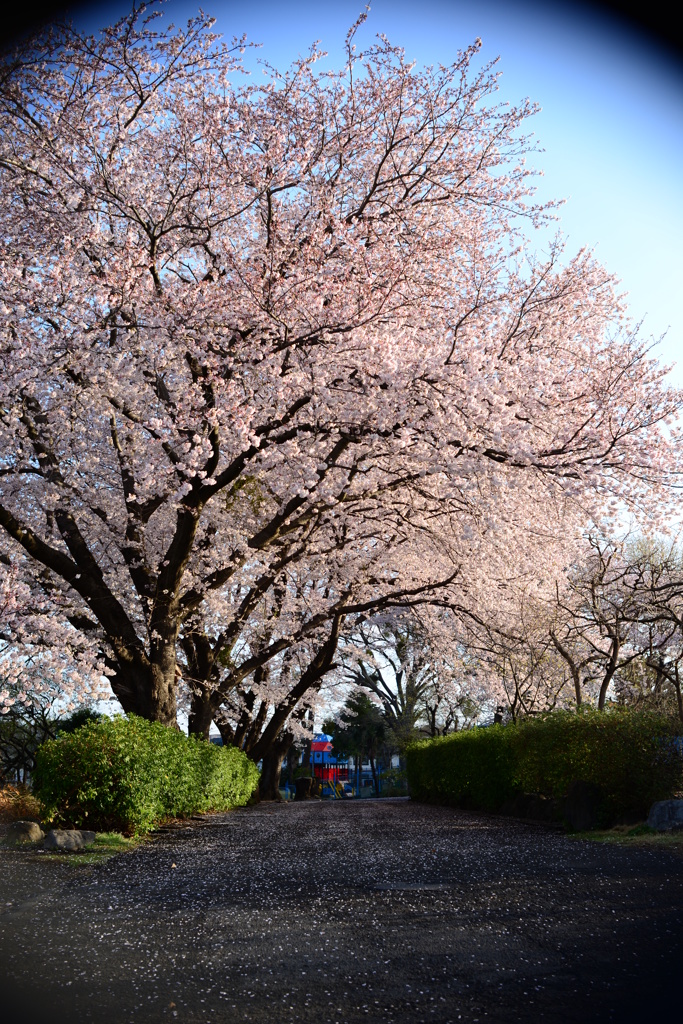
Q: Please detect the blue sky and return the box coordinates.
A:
[13,1,683,385]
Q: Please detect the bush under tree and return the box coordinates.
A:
[33,714,260,833]
[406,708,683,824]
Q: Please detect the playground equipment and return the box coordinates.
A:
[302,734,389,798]
[310,734,350,799]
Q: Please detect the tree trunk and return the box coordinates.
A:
[214,717,235,746]
[573,669,582,707]
[145,660,179,726]
[674,665,683,724]
[549,631,582,707]
[106,662,150,718]
[143,615,180,726]
[598,666,616,711]
[188,685,216,739]
[183,631,219,738]
[597,637,620,711]
[258,731,293,801]
[369,752,379,797]
[284,746,296,788]
[107,658,178,726]
[300,736,312,777]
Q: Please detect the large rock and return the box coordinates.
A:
[647,800,683,832]
[44,829,96,852]
[6,819,44,844]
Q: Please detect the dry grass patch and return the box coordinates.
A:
[0,784,41,822]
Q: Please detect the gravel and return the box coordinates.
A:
[1,798,681,1023]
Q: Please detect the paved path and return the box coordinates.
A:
[1,799,681,1023]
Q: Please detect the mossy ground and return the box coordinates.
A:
[0,826,146,866]
[36,831,146,866]
[569,822,683,851]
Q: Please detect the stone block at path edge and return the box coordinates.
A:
[7,820,45,844]
[44,829,96,852]
[647,800,683,831]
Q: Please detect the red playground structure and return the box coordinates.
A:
[310,733,350,797]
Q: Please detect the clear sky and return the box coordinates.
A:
[6,0,683,385]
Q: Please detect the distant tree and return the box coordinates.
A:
[0,684,56,783]
[458,595,573,721]
[460,533,683,721]
[613,539,683,722]
[57,707,102,734]
[0,679,98,782]
[342,621,435,753]
[421,680,481,736]
[331,690,386,796]
[342,615,486,738]
[547,535,649,710]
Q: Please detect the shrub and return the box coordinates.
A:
[406,709,683,823]
[379,766,409,797]
[407,724,517,812]
[33,714,260,834]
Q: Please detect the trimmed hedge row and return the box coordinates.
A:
[34,714,259,834]
[406,709,683,823]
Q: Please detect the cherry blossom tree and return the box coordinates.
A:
[462,533,683,720]
[0,3,680,761]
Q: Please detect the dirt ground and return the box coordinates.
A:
[1,798,681,1023]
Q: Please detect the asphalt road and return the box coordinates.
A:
[1,798,681,1023]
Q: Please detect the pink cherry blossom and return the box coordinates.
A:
[0,5,680,765]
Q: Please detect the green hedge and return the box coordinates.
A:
[406,709,683,822]
[33,714,260,834]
